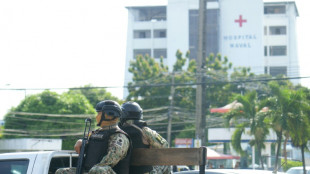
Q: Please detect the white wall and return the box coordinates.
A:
[123,8,168,98]
[220,0,264,74]
[264,2,300,84]
[0,138,62,152]
[209,128,278,142]
[167,0,193,70]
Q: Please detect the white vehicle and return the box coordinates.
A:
[0,151,78,174]
[286,166,310,174]
[173,169,286,174]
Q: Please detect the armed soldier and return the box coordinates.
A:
[119,101,171,174]
[56,100,131,174]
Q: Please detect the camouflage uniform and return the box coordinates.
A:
[142,127,171,174]
[56,126,130,174]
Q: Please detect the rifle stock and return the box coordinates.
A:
[76,118,92,174]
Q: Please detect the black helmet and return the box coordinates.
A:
[121,101,143,121]
[96,100,122,125]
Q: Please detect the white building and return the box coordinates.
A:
[263,1,299,81]
[209,128,310,166]
[124,0,299,98]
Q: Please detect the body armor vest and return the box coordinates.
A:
[121,121,153,174]
[83,127,131,174]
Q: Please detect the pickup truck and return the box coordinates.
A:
[0,147,207,174]
[0,151,78,174]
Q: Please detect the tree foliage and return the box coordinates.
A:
[126,51,235,141]
[68,84,121,108]
[3,90,95,150]
[126,51,234,110]
[126,54,169,109]
[281,159,303,172]
[126,50,310,171]
[261,81,307,172]
[204,53,232,108]
[225,90,269,169]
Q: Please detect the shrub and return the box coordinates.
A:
[281,159,303,172]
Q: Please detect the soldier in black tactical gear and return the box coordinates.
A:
[56,100,132,174]
[120,101,171,174]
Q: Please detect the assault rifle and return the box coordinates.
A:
[76,118,92,174]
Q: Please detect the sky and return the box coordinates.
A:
[0,0,309,120]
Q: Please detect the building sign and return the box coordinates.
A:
[223,34,257,48]
[175,138,193,148]
[220,0,264,74]
[234,15,247,27]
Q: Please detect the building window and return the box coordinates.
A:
[264,26,267,35]
[133,6,166,21]
[153,49,167,58]
[154,29,166,38]
[264,46,268,56]
[189,9,219,60]
[269,26,286,35]
[269,46,287,56]
[133,49,151,58]
[264,66,268,74]
[264,6,286,14]
[134,30,151,39]
[270,66,287,76]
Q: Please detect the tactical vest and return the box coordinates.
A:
[83,128,131,174]
[121,121,153,174]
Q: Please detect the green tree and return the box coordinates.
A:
[68,84,121,108]
[126,53,173,138]
[171,52,234,139]
[169,52,233,141]
[263,82,303,173]
[225,91,269,169]
[172,50,197,109]
[126,51,233,110]
[126,54,169,109]
[4,90,95,149]
[228,67,272,96]
[287,87,310,174]
[204,53,232,108]
[167,51,197,141]
[0,125,3,138]
[127,51,267,145]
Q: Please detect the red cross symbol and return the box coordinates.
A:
[234,15,247,27]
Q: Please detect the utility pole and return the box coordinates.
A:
[167,72,175,145]
[195,0,207,146]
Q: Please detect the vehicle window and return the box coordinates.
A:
[48,156,78,174]
[0,159,29,174]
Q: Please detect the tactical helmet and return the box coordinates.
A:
[95,100,122,125]
[121,101,143,121]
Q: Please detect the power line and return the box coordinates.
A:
[2,128,86,133]
[5,116,86,125]
[9,112,94,118]
[1,132,84,137]
[1,76,310,91]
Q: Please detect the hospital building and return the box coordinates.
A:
[123,0,299,97]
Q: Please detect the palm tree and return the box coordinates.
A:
[263,82,303,173]
[250,110,270,169]
[225,90,269,169]
[287,88,310,174]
